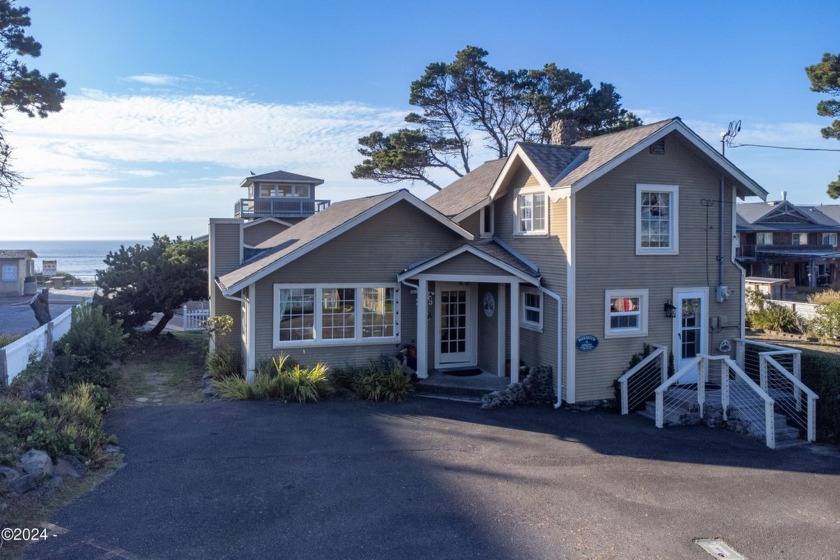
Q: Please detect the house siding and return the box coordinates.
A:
[421,252,508,276]
[458,212,480,238]
[250,201,465,369]
[243,220,289,247]
[491,159,568,396]
[210,220,243,352]
[573,133,743,401]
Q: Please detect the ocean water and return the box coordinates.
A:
[0,240,146,280]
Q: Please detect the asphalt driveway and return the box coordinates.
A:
[25,398,840,559]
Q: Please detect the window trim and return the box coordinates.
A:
[514,187,549,236]
[273,283,399,348]
[520,287,543,331]
[792,232,808,246]
[823,232,837,246]
[479,204,494,238]
[757,232,774,246]
[636,184,679,255]
[604,289,649,338]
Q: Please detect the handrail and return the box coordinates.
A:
[722,357,776,448]
[655,356,700,393]
[763,354,819,442]
[654,356,702,428]
[734,338,802,355]
[617,345,667,415]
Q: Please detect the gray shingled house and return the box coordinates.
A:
[209,117,770,405]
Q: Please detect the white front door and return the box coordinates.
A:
[673,288,708,384]
[435,283,476,368]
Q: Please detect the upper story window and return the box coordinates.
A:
[823,232,838,246]
[757,232,774,246]
[260,184,310,198]
[792,233,808,246]
[514,188,547,236]
[636,184,678,255]
[480,204,494,238]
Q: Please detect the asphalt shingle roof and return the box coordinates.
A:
[559,118,676,186]
[244,170,324,185]
[0,249,37,259]
[516,143,588,185]
[425,159,507,217]
[219,191,399,290]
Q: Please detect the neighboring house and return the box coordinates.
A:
[736,195,840,287]
[209,117,768,405]
[0,250,37,296]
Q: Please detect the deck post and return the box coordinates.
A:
[509,281,520,385]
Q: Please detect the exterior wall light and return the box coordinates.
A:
[664,300,677,318]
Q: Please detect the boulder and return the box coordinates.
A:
[54,456,87,478]
[19,449,53,480]
[9,473,37,494]
[0,465,22,493]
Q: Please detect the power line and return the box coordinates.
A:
[729,142,840,152]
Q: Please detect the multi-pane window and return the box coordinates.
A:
[275,285,397,346]
[516,190,547,234]
[521,288,542,329]
[276,288,315,342]
[757,232,774,245]
[362,287,395,338]
[823,232,837,246]
[636,185,678,254]
[605,289,648,338]
[260,184,310,198]
[792,233,808,246]
[322,288,355,340]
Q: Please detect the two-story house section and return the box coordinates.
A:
[210,117,768,405]
[736,196,840,287]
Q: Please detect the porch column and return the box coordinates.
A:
[510,281,520,384]
[809,259,817,288]
[416,279,428,378]
[496,284,506,378]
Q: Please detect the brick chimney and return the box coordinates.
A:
[550,119,578,146]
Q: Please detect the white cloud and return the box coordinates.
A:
[123,74,184,86]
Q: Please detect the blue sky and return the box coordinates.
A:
[0,0,838,240]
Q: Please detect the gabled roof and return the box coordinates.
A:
[217,190,472,294]
[397,239,540,284]
[425,158,507,220]
[0,249,37,259]
[239,169,324,188]
[485,117,767,204]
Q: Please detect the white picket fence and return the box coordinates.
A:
[182,304,210,331]
[0,300,88,386]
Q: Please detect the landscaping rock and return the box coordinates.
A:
[0,465,21,492]
[9,473,37,494]
[19,449,53,480]
[481,366,554,409]
[55,455,87,478]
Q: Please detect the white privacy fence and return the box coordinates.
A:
[0,300,90,386]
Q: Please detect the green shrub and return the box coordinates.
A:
[799,350,840,443]
[213,355,331,403]
[337,356,414,402]
[0,333,20,348]
[62,304,127,369]
[0,382,110,464]
[810,300,840,339]
[206,345,241,379]
[747,304,801,333]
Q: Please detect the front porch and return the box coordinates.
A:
[397,241,561,391]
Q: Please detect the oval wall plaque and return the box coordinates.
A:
[575,335,599,352]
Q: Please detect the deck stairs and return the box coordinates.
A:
[619,340,818,450]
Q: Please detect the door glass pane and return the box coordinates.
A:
[440,289,467,355]
[681,297,701,358]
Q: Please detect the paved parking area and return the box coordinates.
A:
[25,399,840,559]
[0,290,93,336]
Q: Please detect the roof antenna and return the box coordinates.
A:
[719,120,740,157]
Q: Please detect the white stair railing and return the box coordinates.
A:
[721,358,776,449]
[654,356,706,428]
[617,345,667,415]
[761,353,819,442]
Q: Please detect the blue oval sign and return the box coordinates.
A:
[576,335,599,352]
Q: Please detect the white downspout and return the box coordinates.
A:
[539,286,564,408]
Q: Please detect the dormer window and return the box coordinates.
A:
[260,184,310,198]
[514,187,548,236]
